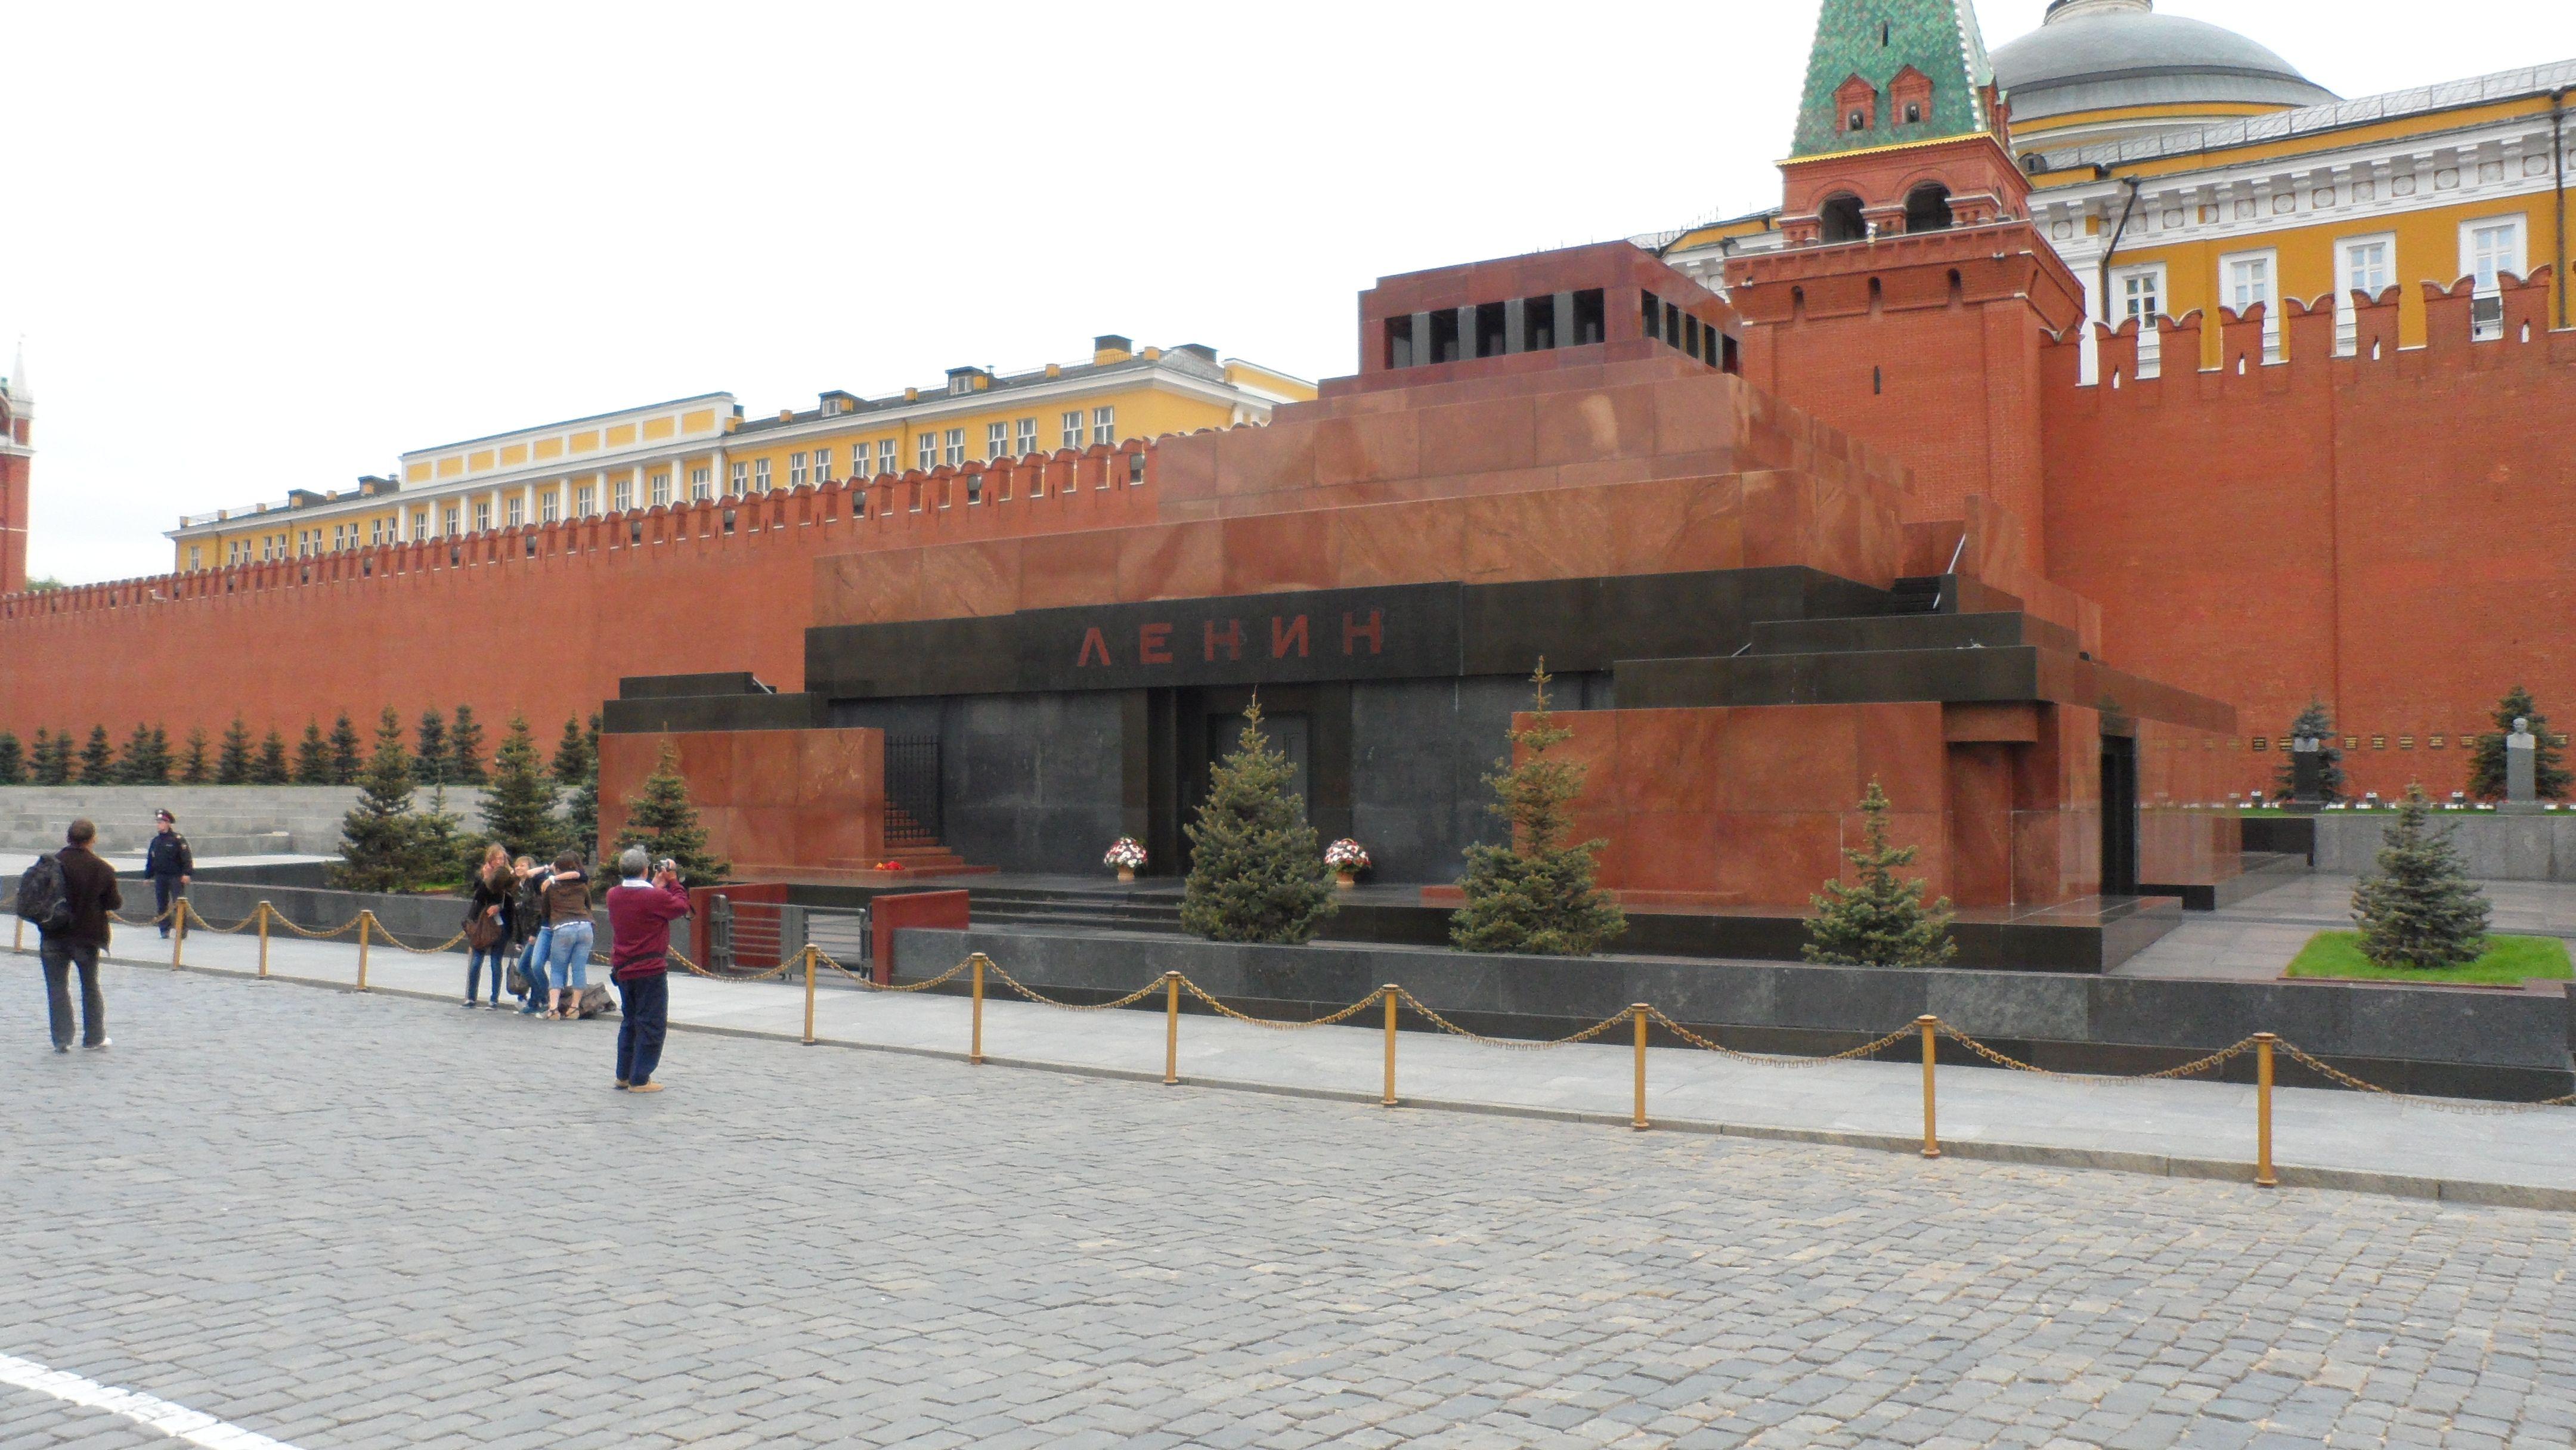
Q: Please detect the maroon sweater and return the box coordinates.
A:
[606,878,691,980]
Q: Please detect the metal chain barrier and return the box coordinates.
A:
[265,912,361,940]
[1645,1007,1919,1067]
[813,950,971,994]
[983,958,1171,1012]
[1939,1022,2260,1084]
[179,903,265,934]
[1177,977,1386,1031]
[2272,1038,2576,1114]
[1393,986,1631,1051]
[366,920,470,955]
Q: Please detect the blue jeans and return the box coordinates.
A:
[465,944,508,1003]
[515,926,553,1011]
[616,971,668,1086]
[547,919,595,992]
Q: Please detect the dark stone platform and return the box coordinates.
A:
[890,924,2576,1104]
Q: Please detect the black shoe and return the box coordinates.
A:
[52,1044,69,1055]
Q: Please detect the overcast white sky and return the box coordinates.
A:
[7,1,2574,585]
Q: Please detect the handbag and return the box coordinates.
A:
[464,910,503,952]
[505,963,528,995]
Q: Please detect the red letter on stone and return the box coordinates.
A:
[1272,614,1309,659]
[1204,618,1244,662]
[1077,627,1113,668]
[1140,622,1174,665]
[1342,609,1383,656]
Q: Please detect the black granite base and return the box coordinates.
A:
[890,925,2576,1104]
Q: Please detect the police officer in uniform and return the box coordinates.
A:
[144,808,193,939]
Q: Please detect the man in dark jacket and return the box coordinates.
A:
[605,848,691,1093]
[143,808,193,939]
[40,818,122,1052]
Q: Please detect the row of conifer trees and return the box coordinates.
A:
[0,707,568,788]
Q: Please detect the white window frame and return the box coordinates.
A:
[1062,410,1083,450]
[651,471,671,507]
[789,451,807,488]
[753,457,772,493]
[1091,405,1115,447]
[2460,215,2527,340]
[2221,248,2282,362]
[943,428,965,466]
[1016,417,1037,456]
[575,485,595,518]
[987,421,1010,459]
[506,496,525,528]
[473,501,493,532]
[2333,232,2395,355]
[877,439,896,476]
[729,461,747,495]
[443,504,461,537]
[917,432,937,470]
[813,448,833,484]
[614,477,634,512]
[2110,262,2166,377]
[691,466,710,501]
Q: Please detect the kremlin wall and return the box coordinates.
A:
[7,0,2576,817]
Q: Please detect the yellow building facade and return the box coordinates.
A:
[1652,0,2575,378]
[170,336,1312,572]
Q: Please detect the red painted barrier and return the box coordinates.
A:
[871,890,970,984]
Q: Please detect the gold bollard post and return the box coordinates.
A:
[1632,1005,1652,1131]
[802,943,818,1045]
[172,901,187,969]
[1917,1015,1940,1159]
[2254,1032,2278,1188]
[970,955,986,1065]
[13,915,23,954]
[256,902,271,978]
[1162,971,1181,1086]
[1381,986,1400,1108]
[356,910,372,992]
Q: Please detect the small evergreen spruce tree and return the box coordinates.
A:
[253,729,292,785]
[293,721,333,784]
[414,709,450,786]
[114,723,158,784]
[1803,780,1958,968]
[77,726,116,784]
[411,785,473,887]
[33,729,74,786]
[2271,698,2345,802]
[552,715,593,787]
[560,714,602,863]
[479,715,560,860]
[612,740,729,884]
[2466,686,2571,802]
[447,704,488,785]
[0,731,21,785]
[216,718,255,785]
[1181,701,1337,944]
[1450,665,1627,956]
[332,711,428,892]
[326,712,364,785]
[32,731,72,788]
[178,727,213,785]
[2352,783,2491,969]
[147,726,172,782]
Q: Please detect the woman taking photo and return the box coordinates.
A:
[462,844,516,1008]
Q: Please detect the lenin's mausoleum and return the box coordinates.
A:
[8,0,2576,928]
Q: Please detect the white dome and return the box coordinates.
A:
[1993,0,2334,126]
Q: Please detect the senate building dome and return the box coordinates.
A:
[1992,0,2336,155]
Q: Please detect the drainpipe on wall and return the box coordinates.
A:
[2553,88,2568,331]
[2094,175,2145,333]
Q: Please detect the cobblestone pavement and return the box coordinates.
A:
[5,969,2574,1450]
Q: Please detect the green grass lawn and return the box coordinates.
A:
[2284,930,2573,984]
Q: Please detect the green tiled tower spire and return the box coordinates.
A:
[1791,0,1993,157]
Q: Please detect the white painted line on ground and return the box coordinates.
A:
[0,1351,303,1449]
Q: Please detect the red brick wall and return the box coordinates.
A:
[2044,274,2576,798]
[0,451,27,597]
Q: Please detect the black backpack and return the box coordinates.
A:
[15,854,73,935]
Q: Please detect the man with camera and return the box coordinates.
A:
[605,847,691,1093]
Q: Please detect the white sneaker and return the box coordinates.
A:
[82,1039,110,1051]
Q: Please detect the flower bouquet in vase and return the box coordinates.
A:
[1324,838,1370,888]
[1104,837,1147,882]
